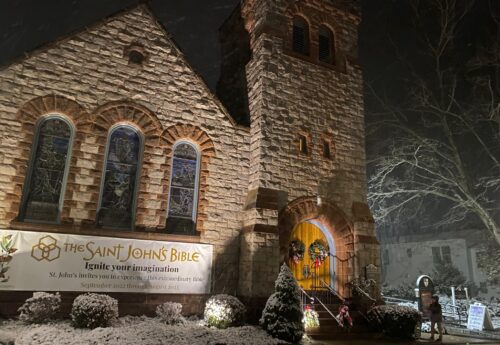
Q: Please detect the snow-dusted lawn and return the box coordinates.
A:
[0,316,291,345]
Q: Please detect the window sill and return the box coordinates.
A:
[297,152,312,159]
[283,49,346,73]
[9,221,203,244]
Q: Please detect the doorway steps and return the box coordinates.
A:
[305,303,372,340]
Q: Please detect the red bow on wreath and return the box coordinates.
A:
[313,258,321,268]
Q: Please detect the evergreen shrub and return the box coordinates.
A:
[367,305,422,339]
[204,294,246,328]
[156,301,185,325]
[260,264,304,343]
[18,292,61,324]
[70,293,118,329]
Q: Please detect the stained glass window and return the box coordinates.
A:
[21,117,73,222]
[166,142,200,235]
[97,126,142,229]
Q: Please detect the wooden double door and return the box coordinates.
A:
[288,221,332,290]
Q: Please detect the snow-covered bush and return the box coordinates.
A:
[260,264,304,343]
[367,305,422,339]
[156,302,185,325]
[204,294,246,328]
[18,292,61,324]
[70,293,118,329]
[0,329,15,345]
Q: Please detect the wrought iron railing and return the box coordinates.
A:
[300,286,315,309]
[319,279,346,303]
[314,293,343,327]
[299,286,343,327]
[383,296,416,305]
[382,296,467,324]
[347,279,377,304]
[308,252,355,294]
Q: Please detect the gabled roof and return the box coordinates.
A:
[0,3,248,129]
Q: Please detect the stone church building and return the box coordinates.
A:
[0,0,379,316]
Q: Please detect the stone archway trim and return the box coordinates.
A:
[5,95,90,224]
[278,196,355,296]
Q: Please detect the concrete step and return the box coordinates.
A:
[306,323,373,339]
[317,318,339,326]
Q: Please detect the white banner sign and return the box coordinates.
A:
[0,230,212,294]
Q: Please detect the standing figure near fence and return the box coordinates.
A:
[429,295,443,342]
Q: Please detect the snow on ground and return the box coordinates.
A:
[0,316,290,345]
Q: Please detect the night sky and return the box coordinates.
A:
[0,0,419,90]
[0,0,242,89]
[0,1,494,90]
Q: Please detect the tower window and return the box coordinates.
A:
[298,135,308,155]
[292,16,309,55]
[319,26,335,64]
[322,140,331,159]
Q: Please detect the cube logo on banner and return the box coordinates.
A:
[31,235,61,262]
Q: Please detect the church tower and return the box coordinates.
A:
[218,0,379,309]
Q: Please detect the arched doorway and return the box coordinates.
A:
[288,220,336,290]
[279,196,355,297]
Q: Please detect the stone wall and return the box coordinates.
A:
[218,0,379,297]
[0,5,250,314]
[242,0,367,212]
[0,0,379,316]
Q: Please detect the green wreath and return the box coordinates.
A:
[289,240,305,264]
[309,239,329,266]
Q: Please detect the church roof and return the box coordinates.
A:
[0,3,245,128]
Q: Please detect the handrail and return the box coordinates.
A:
[348,280,377,303]
[319,279,346,303]
[299,286,343,327]
[383,296,415,304]
[300,286,314,302]
[314,293,343,327]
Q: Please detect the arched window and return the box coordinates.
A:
[319,26,335,64]
[292,16,309,55]
[20,115,73,223]
[97,125,143,229]
[166,141,201,235]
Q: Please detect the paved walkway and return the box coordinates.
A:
[306,334,500,344]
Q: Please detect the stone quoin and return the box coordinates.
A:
[0,0,379,318]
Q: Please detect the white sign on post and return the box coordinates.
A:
[467,303,494,331]
[0,230,213,294]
